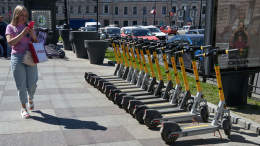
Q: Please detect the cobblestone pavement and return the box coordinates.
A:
[0,46,259,146]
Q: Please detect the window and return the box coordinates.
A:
[133,7,137,15]
[124,7,128,15]
[114,21,119,27]
[115,7,118,15]
[202,6,206,14]
[143,7,147,15]
[1,6,5,14]
[132,21,137,26]
[190,10,195,17]
[192,6,197,16]
[162,6,166,14]
[56,6,58,13]
[123,21,128,27]
[182,37,191,45]
[179,10,184,17]
[172,6,176,13]
[94,5,97,13]
[78,6,81,13]
[86,5,89,13]
[70,6,73,13]
[169,36,182,43]
[104,5,108,13]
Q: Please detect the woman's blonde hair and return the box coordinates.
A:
[10,5,29,26]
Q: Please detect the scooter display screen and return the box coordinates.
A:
[214,0,260,70]
[31,10,52,30]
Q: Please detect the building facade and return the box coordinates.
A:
[0,0,206,27]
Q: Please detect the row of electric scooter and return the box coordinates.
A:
[84,36,237,143]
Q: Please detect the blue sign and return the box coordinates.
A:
[188,17,192,21]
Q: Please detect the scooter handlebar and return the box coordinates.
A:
[200,45,211,50]
[175,50,183,54]
[196,54,205,58]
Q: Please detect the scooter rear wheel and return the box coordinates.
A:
[122,103,129,113]
[145,118,159,129]
[161,131,178,143]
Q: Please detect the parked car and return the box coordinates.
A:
[186,29,204,34]
[100,27,121,40]
[120,26,139,35]
[177,25,197,35]
[121,28,159,40]
[160,25,167,30]
[161,26,178,35]
[166,34,204,71]
[140,26,168,40]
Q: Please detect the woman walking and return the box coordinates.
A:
[5,5,38,118]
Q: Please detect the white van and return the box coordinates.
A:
[85,22,101,28]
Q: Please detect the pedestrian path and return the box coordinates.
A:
[0,46,259,146]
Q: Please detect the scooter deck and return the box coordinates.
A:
[155,107,185,114]
[111,83,140,88]
[125,91,153,96]
[179,124,219,137]
[144,102,178,109]
[135,95,159,100]
[139,98,169,104]
[98,75,118,79]
[120,88,146,93]
[161,112,197,122]
[113,85,141,89]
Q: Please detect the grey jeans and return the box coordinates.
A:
[10,54,38,104]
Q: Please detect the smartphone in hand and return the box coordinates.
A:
[28,21,34,29]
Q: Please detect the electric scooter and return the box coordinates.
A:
[143,45,211,128]
[102,39,151,97]
[130,44,194,123]
[97,38,143,92]
[109,42,172,109]
[106,41,167,102]
[160,48,237,143]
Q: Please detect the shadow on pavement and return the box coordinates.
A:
[31,110,107,131]
[166,134,260,146]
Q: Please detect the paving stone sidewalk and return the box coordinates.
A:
[0,46,259,146]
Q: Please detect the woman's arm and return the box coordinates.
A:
[6,27,29,46]
[28,28,39,43]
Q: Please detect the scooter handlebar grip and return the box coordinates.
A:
[227,49,238,53]
[196,54,205,57]
[201,45,211,50]
[175,50,183,54]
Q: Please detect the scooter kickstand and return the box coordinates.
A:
[192,118,199,124]
[213,130,223,140]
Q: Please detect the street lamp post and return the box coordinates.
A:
[63,0,70,29]
[198,0,203,29]
[96,0,99,39]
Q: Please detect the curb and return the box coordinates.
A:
[207,102,260,135]
[108,60,116,66]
